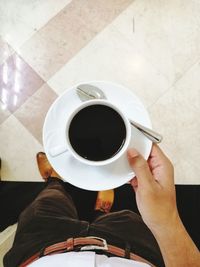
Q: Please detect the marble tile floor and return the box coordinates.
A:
[1,1,200,264]
[1,0,200,186]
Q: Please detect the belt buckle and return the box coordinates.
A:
[80,236,108,251]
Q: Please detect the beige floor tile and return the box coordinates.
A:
[112,0,200,85]
[0,116,43,181]
[175,159,200,184]
[0,224,17,266]
[0,101,11,124]
[14,84,57,144]
[0,0,72,49]
[149,87,200,181]
[68,0,133,33]
[18,6,95,80]
[174,61,200,112]
[48,26,169,108]
[19,0,133,81]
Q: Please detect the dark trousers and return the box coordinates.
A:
[3,178,164,267]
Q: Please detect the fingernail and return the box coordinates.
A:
[127,148,139,158]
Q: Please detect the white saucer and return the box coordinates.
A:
[43,81,152,191]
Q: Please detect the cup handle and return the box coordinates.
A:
[49,145,68,157]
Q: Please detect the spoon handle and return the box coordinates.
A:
[76,85,163,144]
[129,119,162,143]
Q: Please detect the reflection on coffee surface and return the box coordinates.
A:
[69,104,126,161]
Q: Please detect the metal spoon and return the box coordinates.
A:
[77,84,163,143]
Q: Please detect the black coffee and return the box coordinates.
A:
[69,104,126,161]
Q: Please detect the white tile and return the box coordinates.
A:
[0,0,72,49]
[174,61,200,112]
[48,26,169,108]
[112,0,200,85]
[0,224,17,266]
[0,224,17,245]
[175,159,200,184]
[0,116,43,181]
[149,87,200,175]
[0,38,14,65]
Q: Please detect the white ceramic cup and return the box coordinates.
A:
[49,99,131,166]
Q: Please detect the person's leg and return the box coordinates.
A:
[89,210,165,267]
[0,181,46,231]
[88,185,200,267]
[16,177,78,231]
[4,178,89,267]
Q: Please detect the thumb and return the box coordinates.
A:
[127,148,154,186]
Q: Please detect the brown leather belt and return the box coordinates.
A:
[19,236,156,267]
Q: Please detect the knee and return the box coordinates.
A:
[117,210,142,220]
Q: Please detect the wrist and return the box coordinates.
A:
[149,212,182,238]
[149,214,200,267]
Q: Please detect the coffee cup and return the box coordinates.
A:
[49,99,131,166]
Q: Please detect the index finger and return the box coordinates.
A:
[148,144,174,187]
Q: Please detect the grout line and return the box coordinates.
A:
[147,57,200,110]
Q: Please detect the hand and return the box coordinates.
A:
[128,145,200,267]
[127,144,180,233]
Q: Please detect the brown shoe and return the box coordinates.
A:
[94,189,114,213]
[36,152,61,181]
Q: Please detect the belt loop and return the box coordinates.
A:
[125,243,131,259]
[66,237,74,251]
